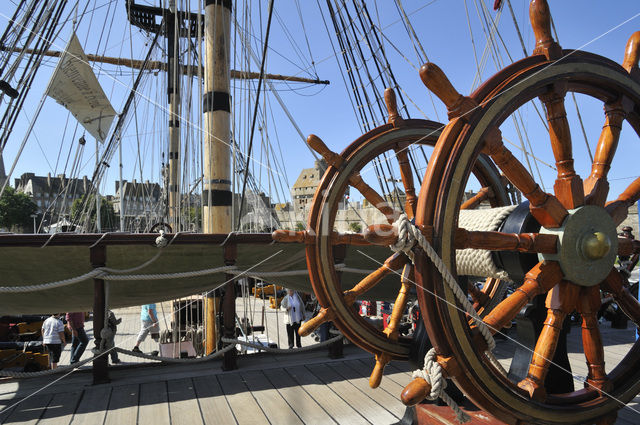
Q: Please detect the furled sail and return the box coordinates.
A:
[46,33,116,142]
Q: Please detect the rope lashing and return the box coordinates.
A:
[413,348,470,423]
[389,214,497,352]
[388,214,508,385]
[155,230,169,248]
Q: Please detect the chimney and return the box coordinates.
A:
[47,173,51,187]
[83,176,88,192]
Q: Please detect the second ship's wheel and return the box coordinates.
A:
[291,89,513,388]
[412,1,640,423]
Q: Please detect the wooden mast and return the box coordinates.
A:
[167,7,180,228]
[203,0,234,363]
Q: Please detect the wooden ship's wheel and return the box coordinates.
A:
[402,1,640,423]
[275,88,516,388]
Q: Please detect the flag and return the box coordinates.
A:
[46,33,116,142]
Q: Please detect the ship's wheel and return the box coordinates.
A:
[276,88,516,388]
[407,1,640,423]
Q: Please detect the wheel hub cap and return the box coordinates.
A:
[538,205,617,286]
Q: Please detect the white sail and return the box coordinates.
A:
[46,33,116,142]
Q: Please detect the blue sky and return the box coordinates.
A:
[0,0,639,206]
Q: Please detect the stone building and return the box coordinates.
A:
[14,172,93,219]
[114,179,163,230]
[291,160,326,212]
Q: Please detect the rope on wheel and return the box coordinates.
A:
[413,348,470,423]
[391,213,508,376]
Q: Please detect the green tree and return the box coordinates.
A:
[0,187,38,232]
[295,222,305,231]
[349,222,362,233]
[71,195,117,231]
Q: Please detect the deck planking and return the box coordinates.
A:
[192,376,235,425]
[3,303,640,424]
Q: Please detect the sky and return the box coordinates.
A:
[0,0,639,208]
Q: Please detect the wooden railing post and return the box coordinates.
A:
[91,244,109,384]
[222,243,238,370]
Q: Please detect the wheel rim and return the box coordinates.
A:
[415,53,640,424]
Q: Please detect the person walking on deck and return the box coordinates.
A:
[42,313,65,369]
[281,289,304,349]
[107,310,122,363]
[132,303,159,353]
[66,312,89,364]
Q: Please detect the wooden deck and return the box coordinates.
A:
[0,345,413,425]
[2,302,640,424]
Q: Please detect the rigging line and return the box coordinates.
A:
[271,9,311,74]
[324,0,369,133]
[0,4,68,197]
[0,3,56,147]
[464,0,481,90]
[294,0,318,77]
[336,1,383,128]
[357,11,640,189]
[479,1,549,190]
[235,13,320,163]
[393,0,427,64]
[346,1,388,124]
[370,24,439,122]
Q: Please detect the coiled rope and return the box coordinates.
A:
[413,348,470,423]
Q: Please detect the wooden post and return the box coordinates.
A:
[222,243,238,370]
[203,0,233,356]
[167,10,181,228]
[91,245,109,384]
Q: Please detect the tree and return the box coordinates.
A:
[349,222,362,233]
[0,187,38,232]
[295,222,305,231]
[71,195,117,231]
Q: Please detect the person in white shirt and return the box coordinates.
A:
[42,313,66,369]
[281,289,304,348]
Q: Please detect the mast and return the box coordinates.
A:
[166,3,180,229]
[203,0,233,362]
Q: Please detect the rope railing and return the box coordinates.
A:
[0,333,345,377]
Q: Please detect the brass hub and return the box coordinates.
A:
[538,205,617,287]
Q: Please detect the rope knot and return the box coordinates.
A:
[155,230,169,248]
[411,348,470,423]
[390,213,417,257]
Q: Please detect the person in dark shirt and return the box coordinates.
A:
[66,312,90,364]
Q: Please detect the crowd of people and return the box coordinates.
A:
[40,304,159,370]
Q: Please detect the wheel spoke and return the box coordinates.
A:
[577,285,609,393]
[349,172,402,223]
[299,306,335,337]
[370,264,414,388]
[461,186,494,210]
[518,281,580,400]
[395,148,418,219]
[605,177,640,226]
[584,100,629,206]
[344,252,409,304]
[483,261,562,333]
[455,229,557,254]
[617,237,640,256]
[482,127,568,228]
[539,85,584,209]
[602,268,640,328]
